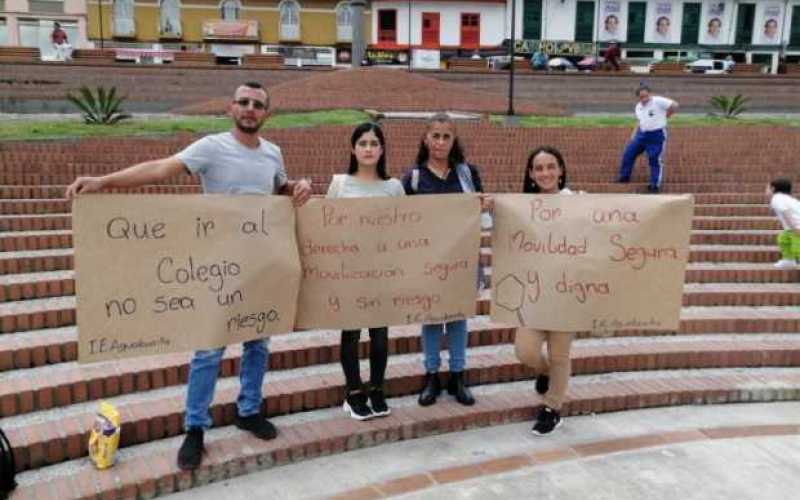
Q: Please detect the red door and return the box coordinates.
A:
[421,12,440,47]
[460,13,480,49]
[378,10,397,44]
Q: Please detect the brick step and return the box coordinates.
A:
[3,266,798,307]
[0,214,72,231]
[0,185,201,200]
[0,199,774,216]
[479,245,782,267]
[692,217,780,230]
[0,248,73,275]
[0,199,70,215]
[0,173,198,185]
[1,327,796,420]
[695,205,771,217]
[0,230,72,252]
[7,367,800,498]
[2,339,800,473]
[0,227,777,253]
[1,213,781,235]
[2,301,800,370]
[567,183,773,193]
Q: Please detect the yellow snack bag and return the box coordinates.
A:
[88,401,121,469]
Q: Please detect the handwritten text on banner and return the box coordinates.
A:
[295,195,482,329]
[74,195,301,363]
[491,194,693,332]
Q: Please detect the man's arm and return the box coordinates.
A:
[65,156,187,199]
[665,99,679,118]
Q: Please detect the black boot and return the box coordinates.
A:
[447,371,475,406]
[418,372,441,406]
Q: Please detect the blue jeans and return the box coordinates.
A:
[618,128,667,188]
[184,338,269,430]
[421,319,468,373]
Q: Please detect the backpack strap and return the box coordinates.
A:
[456,163,476,193]
[410,168,420,194]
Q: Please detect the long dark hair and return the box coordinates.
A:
[523,146,568,193]
[414,113,466,169]
[348,122,388,180]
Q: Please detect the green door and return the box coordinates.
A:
[523,0,543,40]
[790,5,800,46]
[627,2,647,43]
[575,1,595,42]
[681,3,701,44]
[735,3,756,45]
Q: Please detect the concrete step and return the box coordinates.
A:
[8,367,800,499]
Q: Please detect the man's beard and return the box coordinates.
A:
[234,118,263,134]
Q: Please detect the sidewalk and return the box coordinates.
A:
[164,401,800,500]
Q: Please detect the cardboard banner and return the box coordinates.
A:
[74,195,301,363]
[295,195,481,329]
[491,194,693,332]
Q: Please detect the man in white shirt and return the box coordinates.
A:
[617,84,678,193]
[768,178,800,269]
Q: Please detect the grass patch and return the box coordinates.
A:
[489,114,800,128]
[0,109,370,141]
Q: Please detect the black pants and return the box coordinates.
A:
[340,327,388,392]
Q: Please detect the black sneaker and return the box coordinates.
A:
[647,185,660,193]
[343,391,373,421]
[535,374,550,395]
[177,427,204,470]
[235,413,278,440]
[531,406,562,436]
[369,387,391,417]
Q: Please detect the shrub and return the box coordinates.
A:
[66,86,132,124]
[709,94,749,119]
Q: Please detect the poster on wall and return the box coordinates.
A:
[758,4,783,44]
[647,2,677,43]
[599,0,628,42]
[699,1,727,44]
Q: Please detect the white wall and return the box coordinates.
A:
[371,1,507,46]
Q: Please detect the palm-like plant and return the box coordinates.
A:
[709,94,750,119]
[66,86,132,124]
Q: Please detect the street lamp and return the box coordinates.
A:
[507,0,516,116]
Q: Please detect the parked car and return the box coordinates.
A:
[687,59,735,74]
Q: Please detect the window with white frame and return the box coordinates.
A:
[221,0,240,21]
[160,0,182,36]
[113,0,136,36]
[336,2,352,41]
[280,0,300,40]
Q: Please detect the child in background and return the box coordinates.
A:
[768,178,800,269]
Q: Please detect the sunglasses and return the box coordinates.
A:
[235,98,267,110]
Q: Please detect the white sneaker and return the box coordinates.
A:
[774,259,798,269]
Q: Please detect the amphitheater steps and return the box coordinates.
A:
[8,366,800,500]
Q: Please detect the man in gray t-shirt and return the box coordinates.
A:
[66,82,311,471]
